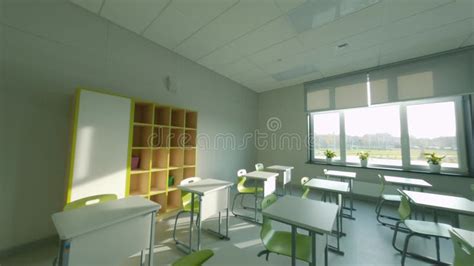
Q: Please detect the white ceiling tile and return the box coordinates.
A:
[334,27,384,56]
[70,0,103,13]
[249,37,305,67]
[198,42,243,67]
[461,33,474,47]
[298,2,384,50]
[101,0,170,34]
[274,0,306,12]
[380,18,473,65]
[143,0,237,50]
[383,0,454,23]
[174,0,281,60]
[230,16,298,57]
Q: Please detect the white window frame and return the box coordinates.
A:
[309,96,468,175]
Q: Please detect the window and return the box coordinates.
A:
[309,97,467,174]
[344,105,402,166]
[312,112,340,160]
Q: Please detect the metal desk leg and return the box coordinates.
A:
[328,194,344,255]
[325,235,329,266]
[218,211,221,235]
[148,211,156,266]
[311,231,316,266]
[291,226,296,266]
[226,208,229,239]
[254,179,258,223]
[197,195,202,251]
[188,194,195,254]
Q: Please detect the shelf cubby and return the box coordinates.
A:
[150,193,167,214]
[152,148,168,170]
[134,102,154,125]
[171,109,185,127]
[168,168,183,189]
[183,167,196,179]
[152,126,170,147]
[169,148,184,167]
[184,149,196,166]
[167,190,182,211]
[185,111,197,129]
[129,173,149,196]
[150,170,167,195]
[133,125,153,148]
[154,106,171,126]
[131,149,151,171]
[170,128,185,147]
[184,130,196,147]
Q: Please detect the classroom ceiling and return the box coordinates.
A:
[69,0,474,93]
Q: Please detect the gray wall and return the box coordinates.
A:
[257,84,474,198]
[0,0,258,251]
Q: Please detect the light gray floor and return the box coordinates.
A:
[0,189,456,266]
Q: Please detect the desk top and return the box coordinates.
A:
[305,178,349,194]
[245,171,278,180]
[266,165,294,171]
[178,178,233,195]
[452,228,474,247]
[325,170,356,179]
[384,175,432,188]
[262,196,338,234]
[52,197,160,240]
[402,190,474,216]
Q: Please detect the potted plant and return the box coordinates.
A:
[357,151,369,167]
[324,149,336,164]
[424,152,445,173]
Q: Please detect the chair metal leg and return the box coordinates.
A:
[376,199,401,227]
[401,233,415,266]
[231,193,241,216]
[257,250,270,261]
[392,221,405,254]
[173,211,186,242]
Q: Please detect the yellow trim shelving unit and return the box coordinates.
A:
[129,101,197,214]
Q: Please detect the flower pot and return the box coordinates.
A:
[429,163,441,173]
[326,158,332,164]
[360,159,368,167]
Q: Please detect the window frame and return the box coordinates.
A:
[309,96,468,175]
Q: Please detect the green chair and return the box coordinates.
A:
[255,163,264,171]
[173,177,202,243]
[257,194,312,263]
[392,190,452,265]
[375,174,402,227]
[64,194,117,211]
[172,249,214,266]
[300,177,310,199]
[231,169,263,215]
[450,229,474,266]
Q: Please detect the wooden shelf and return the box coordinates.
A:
[151,171,167,193]
[170,128,185,148]
[150,193,167,214]
[171,109,185,127]
[134,103,154,124]
[184,130,196,147]
[169,148,184,167]
[129,173,149,196]
[168,168,183,188]
[183,167,195,179]
[167,190,181,211]
[131,149,151,171]
[152,127,170,147]
[152,148,168,169]
[184,149,196,166]
[154,106,171,126]
[133,125,153,148]
[185,111,197,129]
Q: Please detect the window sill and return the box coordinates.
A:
[306,160,471,178]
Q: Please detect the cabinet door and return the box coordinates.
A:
[67,89,132,202]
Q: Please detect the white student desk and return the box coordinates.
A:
[262,196,338,266]
[402,190,474,227]
[304,178,349,255]
[266,165,294,195]
[324,170,356,220]
[384,175,432,191]
[177,178,233,253]
[451,228,474,247]
[244,171,277,223]
[52,196,160,266]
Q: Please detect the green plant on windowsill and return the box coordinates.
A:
[424,152,445,173]
[357,151,369,167]
[324,149,336,159]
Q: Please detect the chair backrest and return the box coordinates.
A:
[255,163,264,171]
[398,190,411,220]
[236,169,247,192]
[301,177,310,199]
[64,194,117,211]
[181,177,202,208]
[261,194,278,245]
[450,229,474,266]
[378,174,386,196]
[323,169,328,178]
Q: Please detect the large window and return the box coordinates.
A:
[310,97,467,174]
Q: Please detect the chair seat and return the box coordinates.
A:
[265,231,312,263]
[238,186,264,194]
[404,220,452,238]
[382,194,402,202]
[173,249,214,266]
